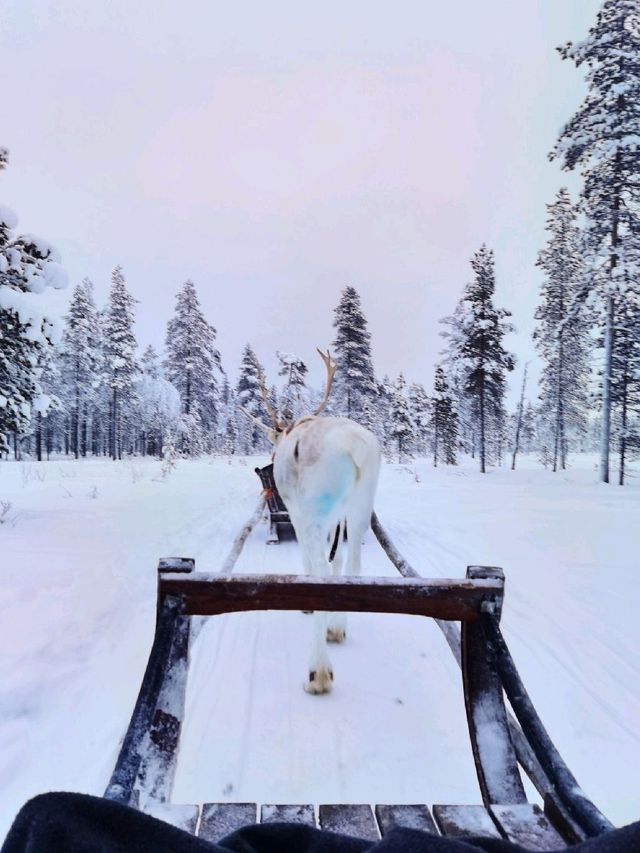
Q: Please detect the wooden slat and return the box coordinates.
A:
[490,805,566,850]
[433,805,502,839]
[160,573,503,622]
[319,805,379,840]
[375,804,437,835]
[261,804,316,826]
[198,803,257,841]
[144,803,199,834]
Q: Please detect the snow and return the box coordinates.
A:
[0,454,638,836]
[0,205,18,230]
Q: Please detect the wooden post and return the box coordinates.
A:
[136,559,195,806]
[105,559,194,806]
[461,566,526,806]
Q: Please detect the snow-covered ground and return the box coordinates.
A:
[1,454,638,836]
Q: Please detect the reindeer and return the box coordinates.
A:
[244,350,381,694]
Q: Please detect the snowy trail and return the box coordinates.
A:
[1,455,639,834]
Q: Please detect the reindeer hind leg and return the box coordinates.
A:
[297,523,334,694]
[326,521,347,643]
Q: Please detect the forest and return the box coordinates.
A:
[1,1,639,485]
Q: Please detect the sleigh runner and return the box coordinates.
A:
[104,556,612,850]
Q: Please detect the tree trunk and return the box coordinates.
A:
[511,365,528,471]
[601,144,622,484]
[619,350,629,486]
[600,295,615,483]
[111,389,118,460]
[479,379,486,474]
[433,413,439,467]
[36,413,42,461]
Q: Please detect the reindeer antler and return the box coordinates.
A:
[240,407,273,434]
[312,348,337,417]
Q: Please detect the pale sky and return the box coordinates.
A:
[1,0,601,404]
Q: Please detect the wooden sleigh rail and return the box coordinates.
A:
[105,559,612,850]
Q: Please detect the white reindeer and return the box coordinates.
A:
[245,350,381,694]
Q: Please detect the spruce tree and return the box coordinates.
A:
[609,289,640,483]
[551,0,640,482]
[441,246,515,472]
[59,279,99,458]
[236,344,269,453]
[431,365,458,466]
[102,266,138,459]
[0,150,68,453]
[164,280,222,453]
[408,382,432,457]
[534,190,590,471]
[388,373,414,462]
[277,351,309,420]
[331,286,376,420]
[137,345,180,457]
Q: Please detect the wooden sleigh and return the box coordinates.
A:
[104,554,613,850]
[254,463,296,542]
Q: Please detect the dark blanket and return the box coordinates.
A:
[2,794,639,853]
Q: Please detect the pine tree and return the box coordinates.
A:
[102,266,138,460]
[59,278,99,458]
[388,373,414,462]
[331,286,376,420]
[164,280,222,453]
[141,344,160,379]
[136,345,181,457]
[277,351,309,420]
[521,402,537,453]
[408,383,432,457]
[431,365,458,466]
[236,344,269,453]
[609,289,640,483]
[534,189,590,471]
[551,0,640,482]
[0,150,68,454]
[440,246,515,472]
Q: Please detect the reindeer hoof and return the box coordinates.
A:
[326,628,346,643]
[304,668,333,694]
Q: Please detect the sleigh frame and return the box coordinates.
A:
[104,557,612,848]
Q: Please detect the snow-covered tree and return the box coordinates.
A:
[277,350,309,420]
[0,150,68,454]
[102,266,138,459]
[164,280,222,453]
[375,375,396,452]
[609,288,640,483]
[135,345,181,456]
[534,189,591,471]
[58,278,99,458]
[441,246,515,472]
[217,377,239,455]
[408,382,432,457]
[388,373,414,462]
[520,402,538,453]
[431,365,458,466]
[236,344,269,453]
[331,286,377,420]
[551,0,640,482]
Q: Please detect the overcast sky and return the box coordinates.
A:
[1,0,602,403]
